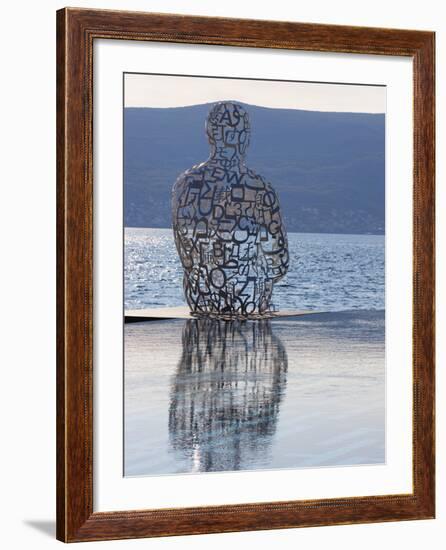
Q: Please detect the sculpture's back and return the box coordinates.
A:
[172,101,289,318]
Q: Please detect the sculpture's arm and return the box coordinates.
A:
[258,184,289,282]
[171,173,200,273]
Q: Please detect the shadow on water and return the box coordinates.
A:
[168,318,288,473]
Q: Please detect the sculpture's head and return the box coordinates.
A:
[206,101,251,161]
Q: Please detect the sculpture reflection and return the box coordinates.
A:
[169,318,288,472]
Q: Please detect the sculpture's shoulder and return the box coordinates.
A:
[243,167,268,187]
[244,168,281,204]
[173,163,206,190]
[171,163,208,210]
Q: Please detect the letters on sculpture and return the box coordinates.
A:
[172,101,289,318]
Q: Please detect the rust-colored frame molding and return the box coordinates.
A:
[57,7,435,542]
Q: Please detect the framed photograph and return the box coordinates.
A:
[56,8,435,542]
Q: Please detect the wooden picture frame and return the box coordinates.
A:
[56,7,435,542]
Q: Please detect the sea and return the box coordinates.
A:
[124,227,385,312]
[124,227,385,476]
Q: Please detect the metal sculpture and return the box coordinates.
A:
[172,101,289,318]
[169,318,288,472]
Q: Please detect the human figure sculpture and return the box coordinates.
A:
[172,101,289,318]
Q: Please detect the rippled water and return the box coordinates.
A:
[125,228,384,311]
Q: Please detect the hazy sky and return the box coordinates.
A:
[124,73,386,113]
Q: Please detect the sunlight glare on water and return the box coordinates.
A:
[124,227,384,311]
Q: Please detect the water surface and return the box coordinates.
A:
[125,310,385,476]
[125,228,384,312]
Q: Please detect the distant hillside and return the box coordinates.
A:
[124,103,385,234]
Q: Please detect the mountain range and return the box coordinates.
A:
[124,103,385,234]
